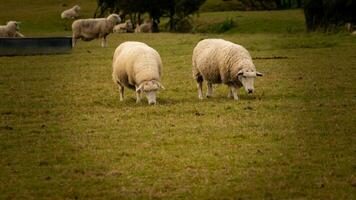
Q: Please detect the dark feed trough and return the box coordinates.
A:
[0,37,72,56]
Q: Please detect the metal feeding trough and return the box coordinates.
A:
[0,37,72,56]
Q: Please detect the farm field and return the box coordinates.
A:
[1,1,356,199]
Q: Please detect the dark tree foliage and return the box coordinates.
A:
[93,0,206,32]
[304,0,356,31]
[163,0,207,32]
[94,0,120,17]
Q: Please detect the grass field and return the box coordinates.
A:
[1,1,356,199]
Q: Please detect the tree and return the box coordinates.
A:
[94,0,206,32]
[163,0,206,32]
[304,0,356,31]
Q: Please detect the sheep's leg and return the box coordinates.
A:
[228,87,233,98]
[101,36,107,47]
[72,37,77,48]
[229,86,239,100]
[116,83,124,101]
[136,90,142,103]
[195,74,204,100]
[206,82,213,98]
[197,82,203,100]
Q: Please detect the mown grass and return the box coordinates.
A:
[1,1,356,199]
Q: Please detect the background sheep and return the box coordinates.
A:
[112,41,165,105]
[0,21,24,38]
[61,5,81,19]
[113,19,133,33]
[71,14,121,47]
[192,39,263,100]
[134,20,152,33]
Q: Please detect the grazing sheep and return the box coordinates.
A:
[71,14,121,47]
[112,41,165,105]
[0,21,24,38]
[192,39,263,100]
[134,21,152,33]
[61,5,81,19]
[113,19,133,33]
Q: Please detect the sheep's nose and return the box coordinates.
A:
[248,89,253,94]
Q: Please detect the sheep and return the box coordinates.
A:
[134,20,152,33]
[112,41,165,105]
[61,5,81,19]
[113,19,133,33]
[0,21,24,38]
[192,39,263,100]
[71,14,121,47]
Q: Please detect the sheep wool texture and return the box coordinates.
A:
[113,20,133,33]
[135,22,152,33]
[192,39,256,84]
[72,14,120,41]
[112,42,162,89]
[61,5,80,19]
[0,21,21,37]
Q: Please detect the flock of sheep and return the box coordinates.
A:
[60,5,153,47]
[0,5,264,105]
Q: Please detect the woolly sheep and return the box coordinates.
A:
[71,14,121,47]
[113,19,133,33]
[112,41,165,105]
[134,21,152,33]
[192,39,263,100]
[0,21,24,38]
[61,5,81,19]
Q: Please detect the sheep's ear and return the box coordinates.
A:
[256,72,263,77]
[237,70,244,76]
[136,85,143,92]
[158,83,165,90]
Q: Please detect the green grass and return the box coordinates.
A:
[195,9,306,33]
[1,1,356,199]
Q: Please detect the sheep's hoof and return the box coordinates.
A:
[206,95,212,98]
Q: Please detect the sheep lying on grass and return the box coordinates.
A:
[113,19,133,33]
[72,14,121,47]
[0,21,24,38]
[61,5,81,19]
[192,39,263,100]
[112,41,165,105]
[134,21,152,33]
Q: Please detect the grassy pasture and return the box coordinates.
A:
[1,1,356,199]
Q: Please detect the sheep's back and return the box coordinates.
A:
[113,42,161,87]
[193,39,253,83]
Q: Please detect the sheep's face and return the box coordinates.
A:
[74,5,81,12]
[108,14,121,25]
[238,69,263,94]
[136,80,165,105]
[7,21,20,31]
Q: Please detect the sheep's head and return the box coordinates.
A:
[74,5,81,12]
[237,68,263,94]
[136,80,165,105]
[107,14,121,25]
[7,21,20,31]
